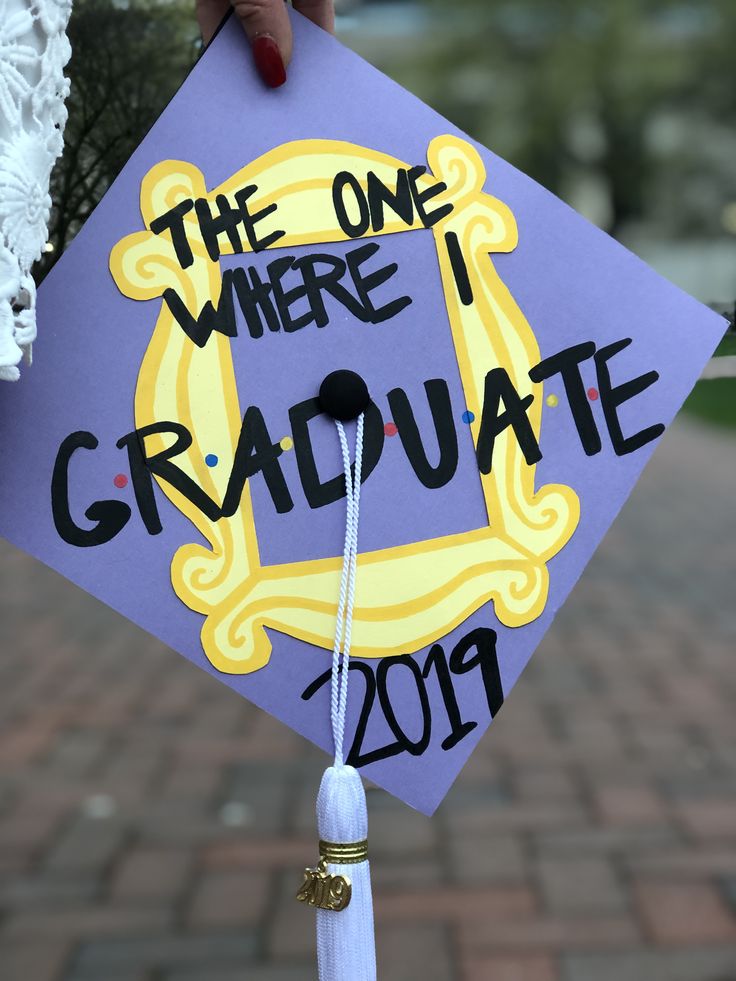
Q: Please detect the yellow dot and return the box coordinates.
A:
[546,394,559,407]
[280,436,293,451]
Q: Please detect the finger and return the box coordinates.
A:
[232,0,293,86]
[195,0,230,45]
[292,0,335,34]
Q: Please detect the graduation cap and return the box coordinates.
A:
[0,11,725,979]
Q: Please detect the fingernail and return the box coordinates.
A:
[252,35,286,88]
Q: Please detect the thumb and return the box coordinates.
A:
[232,0,293,87]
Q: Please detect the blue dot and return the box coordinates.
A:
[462,410,475,424]
[205,454,218,467]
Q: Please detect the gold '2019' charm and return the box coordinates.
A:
[296,859,352,912]
[296,839,367,912]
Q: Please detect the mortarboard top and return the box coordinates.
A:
[0,11,724,814]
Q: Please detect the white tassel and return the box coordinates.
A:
[296,412,377,980]
[316,765,376,981]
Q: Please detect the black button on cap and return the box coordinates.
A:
[319,369,371,422]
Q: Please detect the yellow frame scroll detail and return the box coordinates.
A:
[110,135,580,674]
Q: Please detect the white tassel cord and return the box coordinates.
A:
[317,766,375,981]
[316,414,377,981]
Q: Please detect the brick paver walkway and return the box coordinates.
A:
[1,416,734,981]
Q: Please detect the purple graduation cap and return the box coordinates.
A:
[0,13,724,824]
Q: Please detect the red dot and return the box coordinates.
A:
[587,387,599,401]
[384,422,398,437]
[113,474,128,489]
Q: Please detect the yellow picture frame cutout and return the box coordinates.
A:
[110,134,580,675]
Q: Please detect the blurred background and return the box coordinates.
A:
[2,2,735,979]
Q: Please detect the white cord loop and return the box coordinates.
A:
[330,413,364,768]
[313,411,377,981]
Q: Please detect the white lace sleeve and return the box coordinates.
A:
[0,0,71,381]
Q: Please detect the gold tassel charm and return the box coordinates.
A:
[296,838,368,912]
[297,859,352,912]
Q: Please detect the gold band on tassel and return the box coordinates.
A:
[319,839,369,865]
[296,840,368,910]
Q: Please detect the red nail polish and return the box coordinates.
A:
[252,35,286,88]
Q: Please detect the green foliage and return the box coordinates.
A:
[40,0,199,279]
[715,332,736,357]
[375,0,736,237]
[683,377,736,429]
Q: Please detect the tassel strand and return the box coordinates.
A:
[313,413,377,981]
